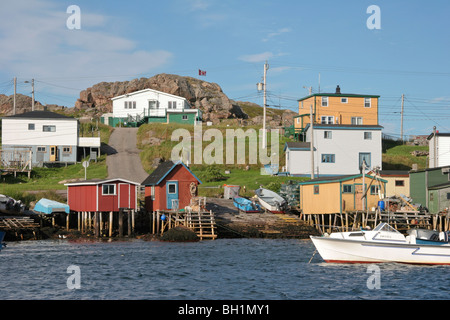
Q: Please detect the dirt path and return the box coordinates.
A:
[105,127,148,184]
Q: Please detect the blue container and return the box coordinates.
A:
[378,200,385,211]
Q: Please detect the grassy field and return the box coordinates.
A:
[382,141,428,170]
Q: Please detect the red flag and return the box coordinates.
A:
[199,69,206,76]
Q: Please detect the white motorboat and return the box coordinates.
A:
[255,188,286,214]
[310,223,450,265]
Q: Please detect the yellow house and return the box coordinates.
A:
[299,174,387,214]
[369,170,410,197]
[294,85,380,133]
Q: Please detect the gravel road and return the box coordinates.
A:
[105,127,149,184]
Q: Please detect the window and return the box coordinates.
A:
[364,98,371,108]
[124,101,136,109]
[321,97,328,107]
[370,185,380,195]
[341,98,348,103]
[359,152,371,168]
[343,185,353,193]
[321,154,335,163]
[37,146,46,152]
[301,101,304,109]
[364,132,372,140]
[62,147,71,154]
[150,186,155,200]
[314,185,320,194]
[324,131,332,139]
[447,193,450,200]
[182,115,188,120]
[43,125,56,132]
[321,116,334,124]
[395,180,405,187]
[102,184,116,195]
[28,123,35,130]
[149,100,158,109]
[168,183,177,194]
[168,101,177,109]
[351,117,363,125]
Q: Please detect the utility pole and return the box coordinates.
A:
[31,78,35,111]
[362,160,366,211]
[310,104,315,179]
[400,94,404,143]
[262,61,269,149]
[25,79,35,111]
[13,77,16,115]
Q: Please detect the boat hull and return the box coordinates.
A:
[310,236,450,265]
[255,188,286,214]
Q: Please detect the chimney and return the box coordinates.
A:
[335,85,341,94]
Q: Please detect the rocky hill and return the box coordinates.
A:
[0,74,297,127]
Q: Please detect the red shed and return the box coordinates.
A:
[142,160,202,212]
[65,178,140,212]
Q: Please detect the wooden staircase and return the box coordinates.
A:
[185,211,217,240]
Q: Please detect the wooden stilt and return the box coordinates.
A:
[78,212,81,231]
[119,209,124,237]
[127,210,131,236]
[109,211,113,237]
[66,213,70,230]
[94,212,99,237]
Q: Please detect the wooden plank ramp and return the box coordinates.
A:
[0,216,40,230]
[185,211,217,240]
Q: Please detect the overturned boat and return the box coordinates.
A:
[310,223,450,265]
[255,188,286,214]
[233,197,261,213]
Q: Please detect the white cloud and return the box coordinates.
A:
[0,0,172,87]
[262,27,292,42]
[239,52,275,63]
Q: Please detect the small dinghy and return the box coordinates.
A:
[255,188,286,214]
[233,197,261,213]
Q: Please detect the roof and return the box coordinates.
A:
[141,160,202,186]
[111,88,189,102]
[377,170,409,177]
[6,110,77,120]
[284,142,311,151]
[298,92,380,102]
[311,124,384,130]
[34,198,70,214]
[427,132,450,140]
[428,181,450,190]
[64,178,141,186]
[299,173,388,185]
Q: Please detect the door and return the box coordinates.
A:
[119,184,130,209]
[354,184,363,210]
[166,181,179,210]
[50,146,58,162]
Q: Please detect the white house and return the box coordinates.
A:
[428,130,450,168]
[1,111,100,167]
[107,88,202,127]
[285,123,383,177]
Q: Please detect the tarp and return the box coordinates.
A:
[34,198,70,214]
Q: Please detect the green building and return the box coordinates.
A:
[409,166,450,212]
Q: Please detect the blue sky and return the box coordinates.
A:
[0,0,449,137]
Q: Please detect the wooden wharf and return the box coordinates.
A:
[0,216,41,239]
[302,209,449,235]
[151,209,217,240]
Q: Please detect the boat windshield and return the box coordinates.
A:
[373,223,401,234]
